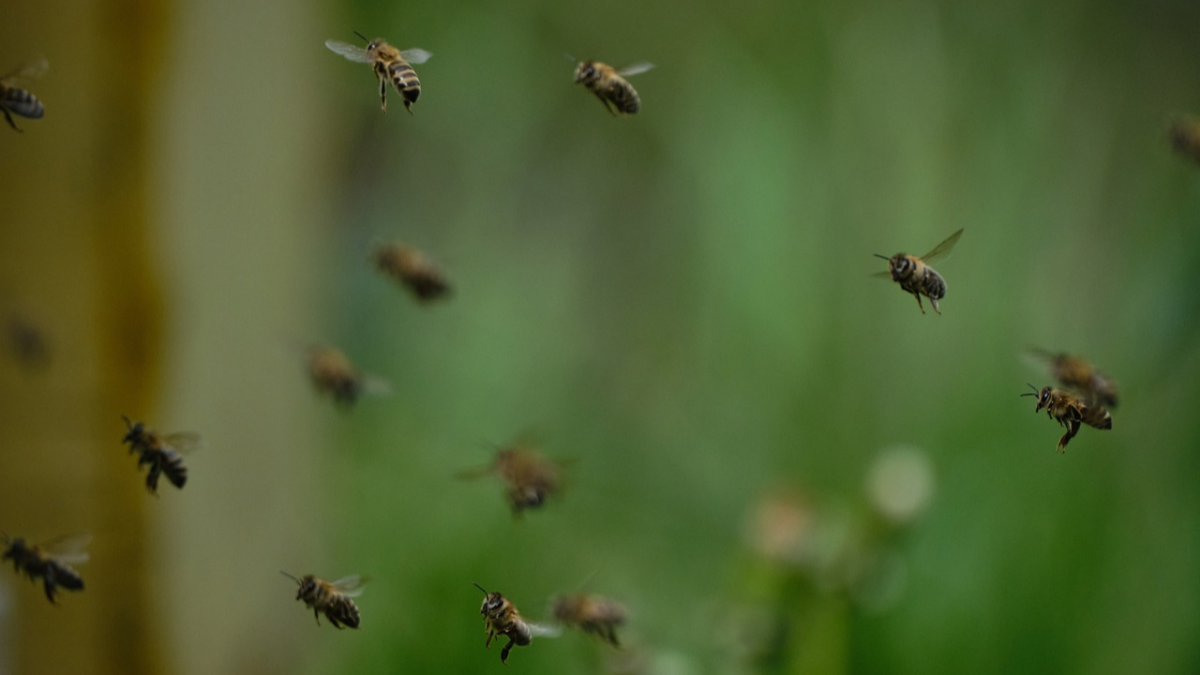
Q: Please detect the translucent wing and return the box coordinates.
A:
[40,533,91,564]
[617,62,655,78]
[870,270,891,279]
[527,621,563,639]
[331,575,367,598]
[359,374,393,398]
[161,432,203,454]
[3,57,48,83]
[325,40,373,64]
[919,228,963,264]
[400,48,432,65]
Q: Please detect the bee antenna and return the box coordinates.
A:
[473,582,489,595]
[872,254,890,261]
[121,414,133,428]
[563,53,577,63]
[280,570,301,583]
[1019,383,1039,397]
[353,31,369,43]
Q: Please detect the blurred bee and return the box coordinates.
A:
[326,32,432,114]
[5,314,50,368]
[1,57,47,132]
[1025,348,1118,408]
[458,441,566,516]
[281,572,365,629]
[551,593,628,646]
[305,345,390,407]
[372,241,452,303]
[121,416,199,494]
[1168,115,1200,165]
[1,533,88,604]
[873,228,963,315]
[571,58,654,115]
[475,583,560,664]
[1021,383,1112,452]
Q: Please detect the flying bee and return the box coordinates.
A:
[1168,115,1200,165]
[304,345,391,408]
[1024,348,1118,408]
[571,57,654,115]
[120,416,199,494]
[281,572,365,629]
[372,241,452,303]
[0,57,47,132]
[873,228,963,315]
[550,593,628,646]
[1,533,88,604]
[458,441,567,516]
[1021,383,1112,452]
[475,583,560,664]
[326,32,432,114]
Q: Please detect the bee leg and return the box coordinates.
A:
[930,297,941,315]
[42,568,58,604]
[500,638,515,665]
[2,107,21,132]
[378,76,388,112]
[1057,420,1079,452]
[313,608,322,626]
[913,292,926,314]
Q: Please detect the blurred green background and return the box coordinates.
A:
[1,0,1199,673]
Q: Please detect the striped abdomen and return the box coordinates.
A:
[385,59,420,111]
[1,86,44,119]
[922,268,947,301]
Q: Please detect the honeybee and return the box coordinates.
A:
[1025,348,1118,408]
[305,345,390,407]
[874,228,964,315]
[326,32,432,114]
[1,533,88,604]
[1021,383,1112,452]
[1,58,47,132]
[551,593,628,646]
[1168,115,1200,165]
[372,241,451,303]
[120,416,199,494]
[458,441,566,515]
[475,583,560,664]
[571,58,655,115]
[281,572,365,629]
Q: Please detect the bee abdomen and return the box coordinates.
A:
[923,271,947,300]
[1081,404,1112,430]
[388,62,421,102]
[328,598,361,629]
[2,89,44,119]
[162,450,188,488]
[604,82,640,114]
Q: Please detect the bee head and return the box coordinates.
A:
[281,571,315,599]
[573,61,597,84]
[121,415,145,446]
[1020,383,1052,412]
[1,536,25,559]
[475,583,508,616]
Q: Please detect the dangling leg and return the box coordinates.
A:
[912,292,926,314]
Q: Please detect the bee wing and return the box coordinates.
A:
[617,62,655,78]
[918,228,963,264]
[325,40,373,64]
[331,575,368,597]
[40,533,92,564]
[161,432,203,454]
[527,621,563,639]
[400,48,432,65]
[2,57,48,83]
[870,270,892,279]
[359,374,392,398]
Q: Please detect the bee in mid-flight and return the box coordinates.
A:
[874,228,964,315]
[305,345,390,408]
[475,584,559,664]
[458,440,567,516]
[326,32,432,114]
[121,416,198,494]
[0,58,47,132]
[1021,384,1112,452]
[551,593,628,646]
[571,58,654,115]
[282,572,365,629]
[1168,115,1200,166]
[1024,348,1118,408]
[372,241,452,303]
[2,533,89,604]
